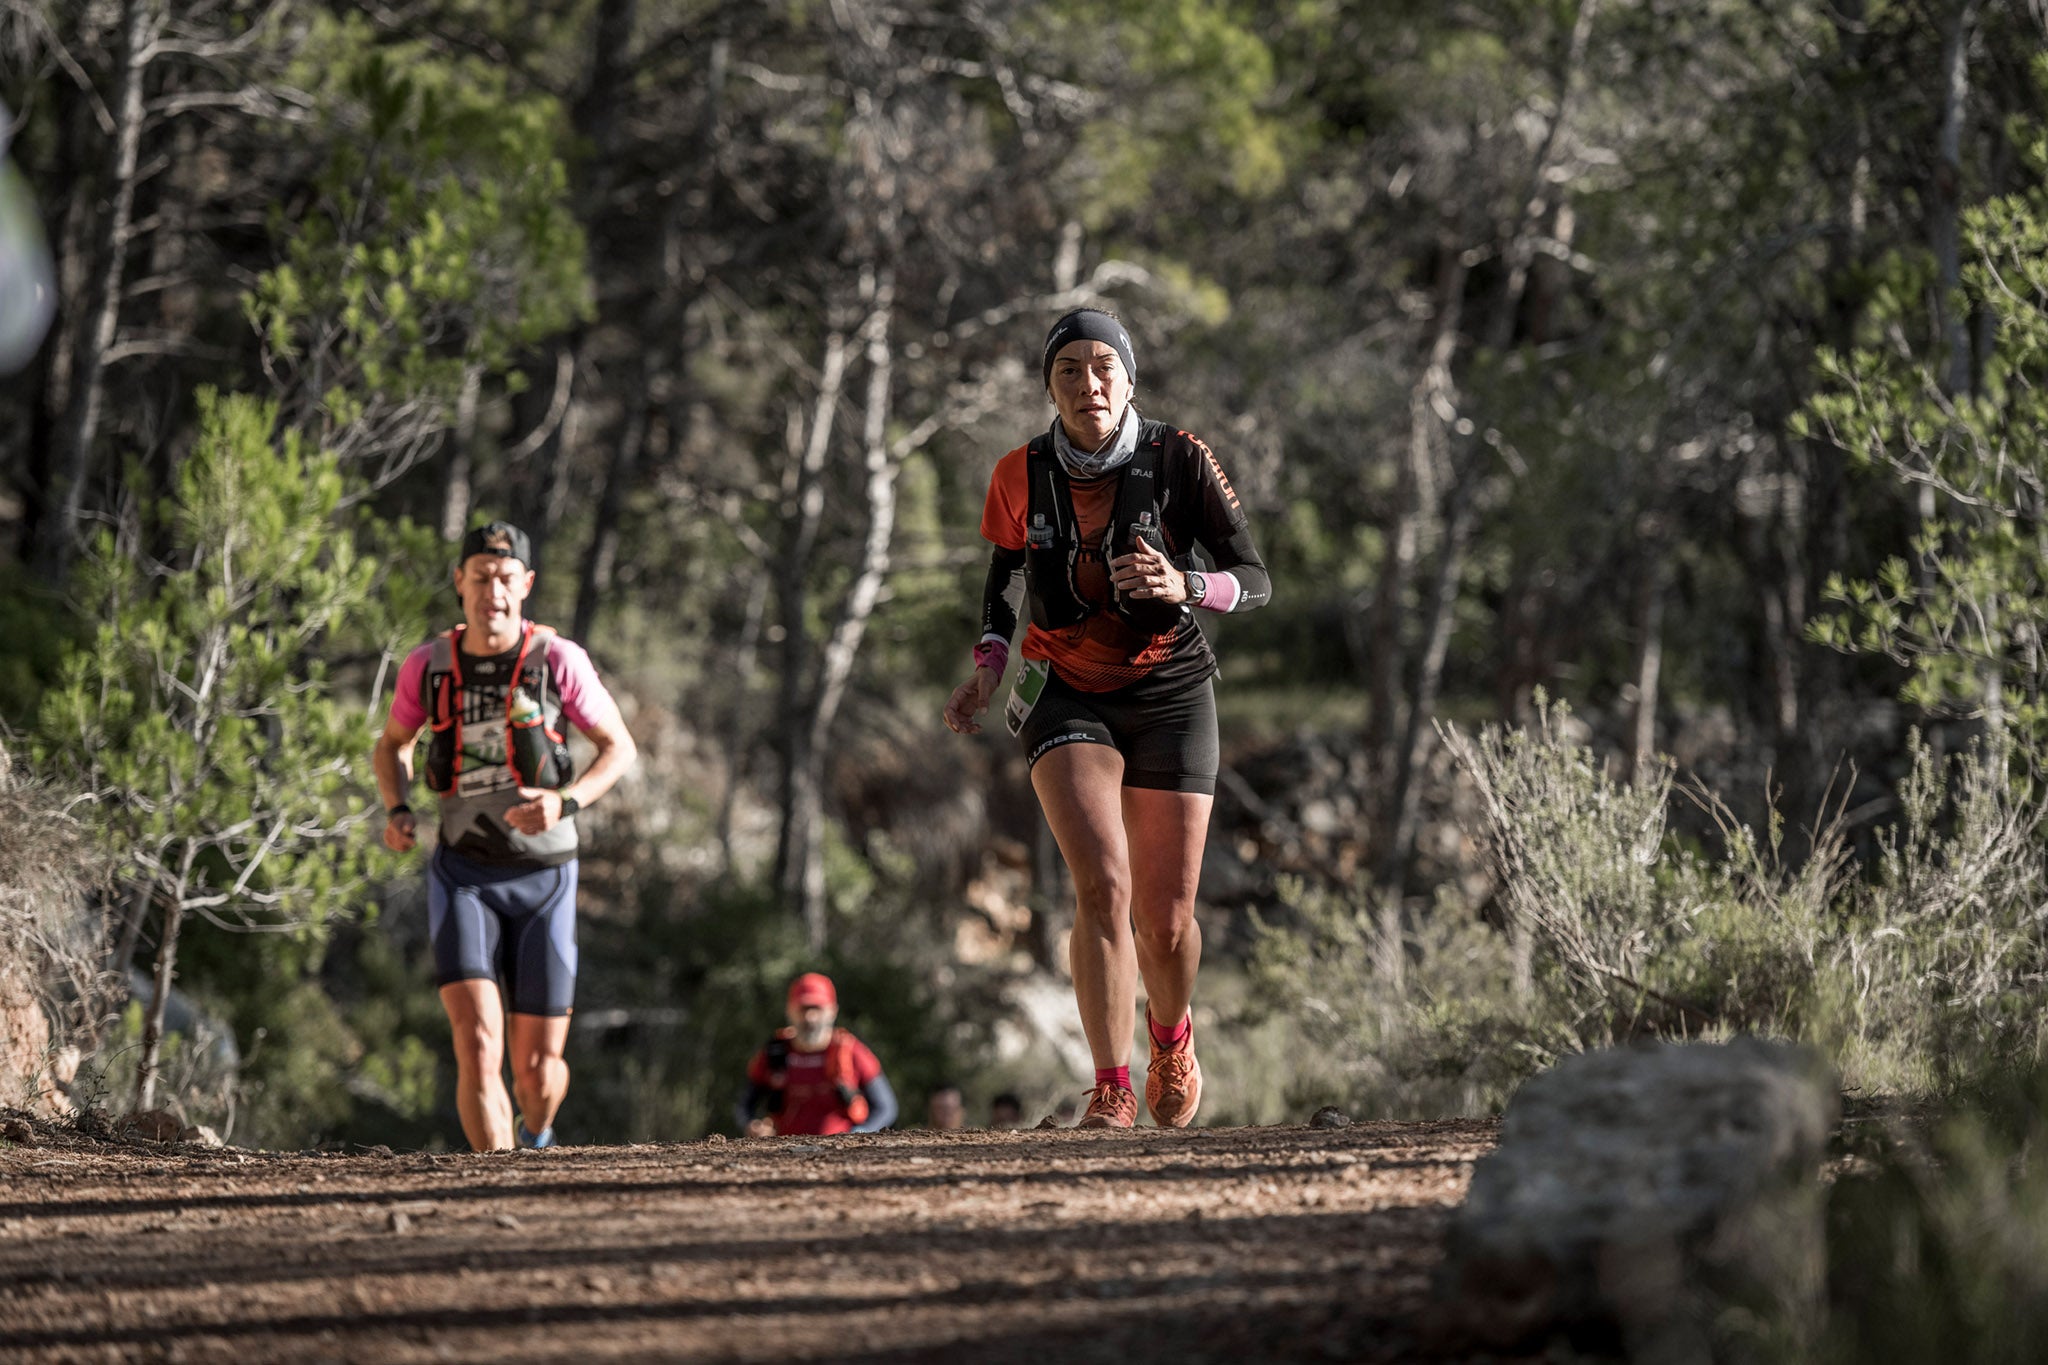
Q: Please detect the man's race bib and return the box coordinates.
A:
[1006,658,1050,737]
[455,715,517,798]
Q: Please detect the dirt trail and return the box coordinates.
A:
[0,1117,1501,1364]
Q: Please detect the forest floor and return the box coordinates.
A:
[0,1114,1520,1364]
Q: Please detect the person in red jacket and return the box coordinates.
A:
[737,973,899,1137]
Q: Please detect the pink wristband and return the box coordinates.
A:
[972,639,1009,675]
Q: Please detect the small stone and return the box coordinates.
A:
[704,1133,726,1145]
[2,1118,36,1145]
[178,1125,223,1147]
[495,1213,523,1231]
[387,1210,413,1234]
[124,1110,182,1143]
[1034,1115,1062,1130]
[1309,1106,1352,1129]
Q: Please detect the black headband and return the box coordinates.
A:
[1042,309,1136,389]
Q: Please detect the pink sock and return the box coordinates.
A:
[1148,1012,1191,1050]
[1094,1065,1131,1090]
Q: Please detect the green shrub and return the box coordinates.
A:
[1249,699,2048,1118]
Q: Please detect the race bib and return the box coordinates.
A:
[1005,658,1050,737]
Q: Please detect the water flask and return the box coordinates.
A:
[507,686,551,783]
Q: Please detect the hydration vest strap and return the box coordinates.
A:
[1023,423,1184,638]
[428,621,561,792]
[1108,431,1189,637]
[762,1028,869,1125]
[1024,435,1087,630]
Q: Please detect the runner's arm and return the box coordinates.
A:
[372,712,424,809]
[850,1073,898,1133]
[945,546,1023,734]
[980,544,1026,653]
[1186,438,1271,614]
[736,1082,768,1133]
[562,702,637,811]
[372,713,426,852]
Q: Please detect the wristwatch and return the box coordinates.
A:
[386,803,412,818]
[1184,570,1207,606]
[557,792,581,818]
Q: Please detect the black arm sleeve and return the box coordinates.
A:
[1186,436,1272,612]
[981,544,1026,641]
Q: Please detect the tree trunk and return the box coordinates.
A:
[573,360,646,641]
[1369,249,1464,775]
[437,367,483,543]
[1629,552,1667,776]
[42,0,157,582]
[772,329,847,909]
[1375,480,1475,997]
[108,881,151,982]
[1932,0,1978,400]
[716,571,769,875]
[532,343,584,573]
[133,851,192,1114]
[793,271,898,950]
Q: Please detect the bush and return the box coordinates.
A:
[1248,698,2048,1118]
[1801,1061,2048,1364]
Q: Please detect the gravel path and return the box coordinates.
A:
[0,1116,1504,1363]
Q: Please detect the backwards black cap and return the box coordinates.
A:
[459,520,532,568]
[1042,309,1136,390]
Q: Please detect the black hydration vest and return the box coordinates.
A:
[1023,420,1191,640]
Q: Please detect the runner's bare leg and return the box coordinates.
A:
[508,1012,571,1137]
[1124,787,1211,1032]
[1031,742,1136,1071]
[441,979,515,1151]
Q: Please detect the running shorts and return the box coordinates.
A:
[427,846,579,1016]
[1016,671,1218,794]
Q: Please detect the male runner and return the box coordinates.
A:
[373,521,637,1151]
[736,973,899,1137]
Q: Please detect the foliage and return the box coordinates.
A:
[249,15,590,484]
[37,391,379,929]
[1798,1061,2048,1364]
[1806,77,2048,743]
[10,0,2048,1144]
[32,390,396,1110]
[1247,877,1560,1117]
[1251,702,2048,1117]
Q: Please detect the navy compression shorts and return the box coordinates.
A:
[427,846,579,1016]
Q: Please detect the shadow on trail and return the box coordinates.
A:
[0,1204,1447,1297]
[0,1130,1481,1224]
[0,1256,1428,1354]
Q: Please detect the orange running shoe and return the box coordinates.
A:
[1078,1083,1137,1128]
[1146,1017,1202,1128]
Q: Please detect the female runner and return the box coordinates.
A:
[944,309,1270,1127]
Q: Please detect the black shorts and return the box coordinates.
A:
[1015,670,1218,794]
[427,846,579,1016]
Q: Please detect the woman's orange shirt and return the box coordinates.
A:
[980,443,1190,693]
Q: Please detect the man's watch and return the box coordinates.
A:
[1185,570,1207,606]
[387,803,412,818]
[556,792,581,819]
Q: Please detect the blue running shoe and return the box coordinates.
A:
[516,1121,555,1149]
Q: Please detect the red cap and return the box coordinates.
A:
[787,972,837,1009]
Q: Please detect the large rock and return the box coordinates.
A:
[1434,1037,1837,1362]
